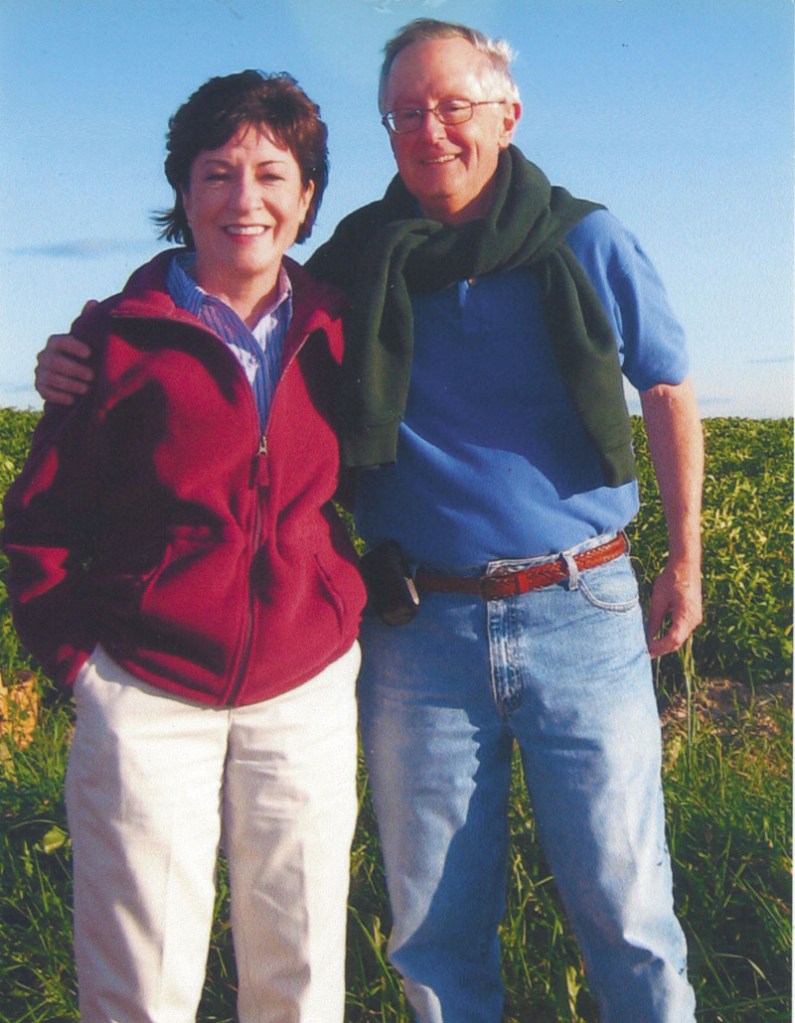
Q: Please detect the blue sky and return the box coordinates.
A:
[1,0,792,417]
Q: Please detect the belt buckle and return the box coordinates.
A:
[479,570,521,601]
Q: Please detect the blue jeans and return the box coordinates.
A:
[358,537,696,1023]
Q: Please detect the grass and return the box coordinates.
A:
[663,690,791,1021]
[0,409,791,1021]
[1,681,790,1022]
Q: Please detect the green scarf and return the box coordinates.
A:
[307,145,636,486]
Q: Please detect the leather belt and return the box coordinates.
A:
[414,534,627,601]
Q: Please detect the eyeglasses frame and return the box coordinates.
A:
[381,98,507,135]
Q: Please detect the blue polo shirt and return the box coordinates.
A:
[353,210,689,570]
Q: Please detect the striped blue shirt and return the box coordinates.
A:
[167,251,292,430]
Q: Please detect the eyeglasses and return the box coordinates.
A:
[381,98,506,135]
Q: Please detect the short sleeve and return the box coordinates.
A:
[566,210,689,391]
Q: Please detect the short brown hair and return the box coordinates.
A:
[155,70,329,247]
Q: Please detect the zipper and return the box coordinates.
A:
[226,329,313,705]
[110,290,329,705]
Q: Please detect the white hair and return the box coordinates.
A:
[378,18,520,113]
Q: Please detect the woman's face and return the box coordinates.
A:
[182,124,314,307]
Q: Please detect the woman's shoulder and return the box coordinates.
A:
[69,251,182,349]
[285,255,350,318]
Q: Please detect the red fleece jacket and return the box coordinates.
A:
[2,251,366,706]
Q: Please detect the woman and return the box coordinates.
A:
[2,70,366,1023]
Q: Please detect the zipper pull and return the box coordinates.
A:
[253,435,270,487]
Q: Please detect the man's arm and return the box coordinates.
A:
[639,377,704,657]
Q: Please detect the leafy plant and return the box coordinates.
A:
[0,409,791,1021]
[628,417,793,688]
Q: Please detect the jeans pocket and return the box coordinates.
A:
[577,558,640,613]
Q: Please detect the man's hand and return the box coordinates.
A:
[35,302,98,405]
[35,334,94,404]
[646,558,703,658]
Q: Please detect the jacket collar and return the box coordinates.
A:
[108,250,348,340]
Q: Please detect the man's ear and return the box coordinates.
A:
[498,101,522,149]
[387,126,399,160]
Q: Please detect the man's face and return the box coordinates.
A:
[382,36,520,225]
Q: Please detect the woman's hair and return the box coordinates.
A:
[154,70,329,247]
[377,18,519,112]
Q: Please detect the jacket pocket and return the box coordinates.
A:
[313,551,346,631]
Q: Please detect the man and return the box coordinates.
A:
[36,19,702,1022]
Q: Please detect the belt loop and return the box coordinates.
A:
[561,551,580,590]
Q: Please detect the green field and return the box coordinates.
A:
[0,410,791,1022]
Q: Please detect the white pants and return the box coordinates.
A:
[65,643,361,1023]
